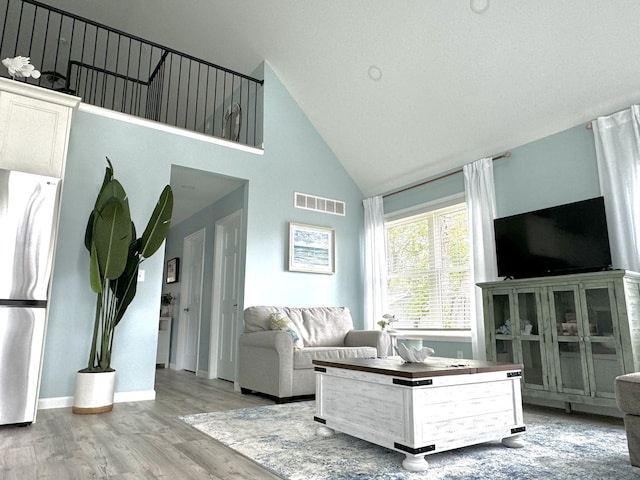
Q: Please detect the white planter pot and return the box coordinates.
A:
[72,370,116,414]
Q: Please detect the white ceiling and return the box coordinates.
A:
[46,1,640,199]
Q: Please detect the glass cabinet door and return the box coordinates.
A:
[516,292,545,388]
[491,293,514,363]
[582,286,623,398]
[489,289,546,389]
[550,288,588,394]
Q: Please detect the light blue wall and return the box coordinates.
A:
[385,123,601,219]
[40,62,365,399]
[383,123,601,355]
[493,124,600,217]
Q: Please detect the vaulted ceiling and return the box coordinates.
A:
[44,1,640,197]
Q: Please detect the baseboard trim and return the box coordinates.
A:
[114,389,156,403]
[37,390,157,410]
[38,396,74,410]
[196,369,209,378]
[524,396,623,418]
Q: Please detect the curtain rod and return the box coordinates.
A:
[382,152,512,199]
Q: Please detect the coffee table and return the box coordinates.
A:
[313,356,525,472]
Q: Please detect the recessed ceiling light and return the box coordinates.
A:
[470,0,489,14]
[368,65,382,81]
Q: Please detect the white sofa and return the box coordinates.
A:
[238,306,390,402]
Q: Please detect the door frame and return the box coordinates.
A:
[208,209,244,381]
[175,228,205,372]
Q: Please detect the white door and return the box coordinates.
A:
[211,210,243,382]
[177,229,205,372]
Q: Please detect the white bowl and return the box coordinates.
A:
[395,343,435,363]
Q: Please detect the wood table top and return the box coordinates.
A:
[313,356,523,378]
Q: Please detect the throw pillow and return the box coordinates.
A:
[269,313,304,350]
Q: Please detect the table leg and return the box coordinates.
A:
[402,454,429,472]
[501,434,525,448]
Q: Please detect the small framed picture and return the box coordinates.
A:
[166,257,180,284]
[288,222,335,274]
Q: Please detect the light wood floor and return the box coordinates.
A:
[0,368,280,480]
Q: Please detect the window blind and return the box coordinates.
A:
[386,203,471,329]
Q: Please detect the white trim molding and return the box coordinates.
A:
[38,389,156,410]
[388,329,472,344]
[79,103,264,155]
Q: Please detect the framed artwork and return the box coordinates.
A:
[166,257,180,284]
[288,222,335,274]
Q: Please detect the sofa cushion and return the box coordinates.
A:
[244,306,354,347]
[615,373,640,415]
[302,307,354,347]
[244,306,305,334]
[293,346,377,370]
[270,313,304,350]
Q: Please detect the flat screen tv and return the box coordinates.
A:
[494,197,612,279]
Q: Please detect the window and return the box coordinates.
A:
[385,201,471,330]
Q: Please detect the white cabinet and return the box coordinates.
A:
[0,78,79,178]
[479,270,640,409]
[157,316,172,368]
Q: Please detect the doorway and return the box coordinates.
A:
[175,229,205,372]
[210,209,243,382]
[162,165,247,380]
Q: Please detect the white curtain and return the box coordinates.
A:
[592,106,640,273]
[363,196,387,329]
[464,157,498,361]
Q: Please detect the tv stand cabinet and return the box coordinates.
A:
[478,270,640,410]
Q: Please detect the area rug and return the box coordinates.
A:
[179,402,636,480]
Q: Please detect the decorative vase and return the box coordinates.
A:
[72,370,116,414]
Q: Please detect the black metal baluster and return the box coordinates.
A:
[52,11,63,78]
[144,41,153,115]
[184,57,192,129]
[122,37,131,112]
[212,68,219,137]
[78,20,88,101]
[88,25,98,105]
[26,5,37,77]
[163,52,173,124]
[193,61,201,132]
[221,71,228,139]
[253,82,259,147]
[0,0,11,56]
[13,1,25,57]
[36,7,51,76]
[101,29,109,108]
[175,55,183,127]
[66,17,77,94]
[111,33,121,111]
[202,65,210,134]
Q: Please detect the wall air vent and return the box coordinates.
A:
[294,192,346,216]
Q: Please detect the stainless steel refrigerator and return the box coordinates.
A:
[0,168,60,426]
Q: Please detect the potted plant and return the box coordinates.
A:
[72,157,173,414]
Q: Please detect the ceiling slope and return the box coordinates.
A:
[44,1,640,196]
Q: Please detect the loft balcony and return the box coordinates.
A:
[0,0,264,149]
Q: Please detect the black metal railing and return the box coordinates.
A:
[0,0,263,148]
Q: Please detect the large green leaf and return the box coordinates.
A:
[92,196,132,279]
[84,161,128,251]
[84,210,96,252]
[111,223,140,326]
[139,185,173,259]
[89,242,102,293]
